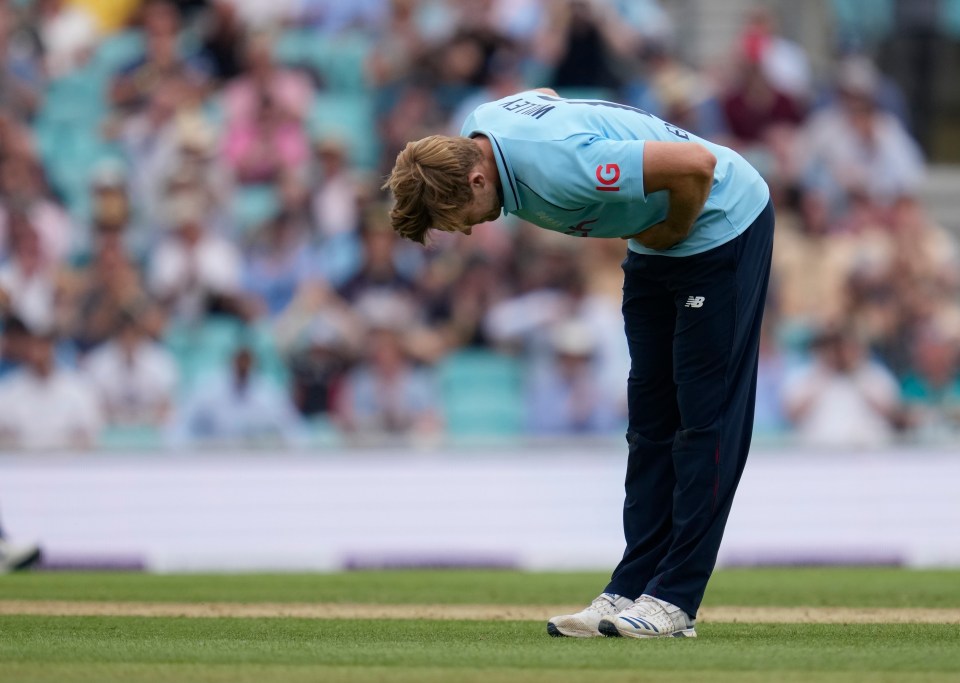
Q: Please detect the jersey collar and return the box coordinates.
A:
[472,131,521,214]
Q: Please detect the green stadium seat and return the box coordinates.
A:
[244,322,290,387]
[273,30,372,93]
[37,72,108,126]
[946,0,960,38]
[554,87,616,102]
[307,92,378,169]
[99,425,165,451]
[164,318,289,393]
[304,415,340,447]
[230,184,280,234]
[163,318,239,390]
[308,32,372,93]
[273,30,313,68]
[439,350,525,437]
[91,30,146,77]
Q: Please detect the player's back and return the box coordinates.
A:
[461,91,770,257]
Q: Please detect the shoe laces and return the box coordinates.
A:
[628,595,664,617]
[628,595,693,628]
[589,593,625,615]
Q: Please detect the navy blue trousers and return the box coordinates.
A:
[604,200,774,617]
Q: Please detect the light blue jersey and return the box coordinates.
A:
[460,91,770,257]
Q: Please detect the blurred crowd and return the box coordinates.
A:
[0,0,956,451]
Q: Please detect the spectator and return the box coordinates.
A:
[526,320,623,435]
[770,191,863,331]
[297,0,389,35]
[377,85,447,180]
[288,315,353,418]
[0,212,62,333]
[0,314,31,377]
[414,252,508,350]
[538,0,632,91]
[607,0,673,46]
[0,155,73,266]
[221,0,299,29]
[0,113,38,168]
[626,41,727,141]
[337,216,419,303]
[484,244,628,410]
[885,196,960,312]
[82,313,178,428]
[35,0,98,79]
[734,5,812,102]
[197,0,247,83]
[446,53,528,136]
[110,0,208,115]
[65,228,163,353]
[720,9,807,189]
[0,328,102,450]
[901,317,960,439]
[753,318,790,436]
[221,31,313,125]
[365,0,431,90]
[799,56,924,214]
[118,75,226,236]
[310,138,365,240]
[80,159,138,258]
[147,193,248,323]
[336,300,441,439]
[171,344,304,446]
[119,75,187,219]
[70,0,139,34]
[222,90,310,185]
[0,4,44,121]
[276,169,314,235]
[720,50,804,156]
[242,211,313,318]
[166,137,232,235]
[89,160,131,228]
[425,8,515,107]
[781,325,905,448]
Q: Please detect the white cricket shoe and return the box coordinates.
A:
[547,593,635,638]
[0,538,41,573]
[599,594,697,638]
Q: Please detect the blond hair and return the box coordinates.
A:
[382,135,482,244]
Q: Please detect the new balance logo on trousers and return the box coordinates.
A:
[685,296,705,308]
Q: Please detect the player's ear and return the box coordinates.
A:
[467,168,486,190]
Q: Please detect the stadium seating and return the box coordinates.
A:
[229,184,280,235]
[273,30,371,93]
[163,317,289,393]
[307,92,379,170]
[438,349,525,437]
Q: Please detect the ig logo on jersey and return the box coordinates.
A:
[595,163,620,192]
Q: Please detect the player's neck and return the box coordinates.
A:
[471,135,503,200]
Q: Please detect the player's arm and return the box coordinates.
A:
[623,141,717,251]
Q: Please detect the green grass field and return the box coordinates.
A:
[2,569,959,682]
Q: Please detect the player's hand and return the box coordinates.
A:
[622,222,690,251]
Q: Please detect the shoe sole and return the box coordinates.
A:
[599,619,696,639]
[546,622,601,638]
[4,547,41,572]
[598,620,621,637]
